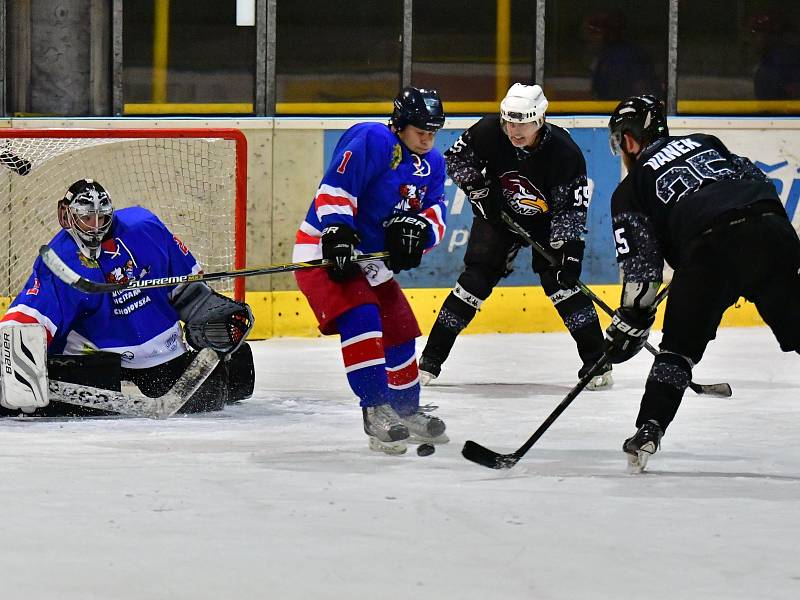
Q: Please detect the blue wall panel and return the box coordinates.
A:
[323,125,621,288]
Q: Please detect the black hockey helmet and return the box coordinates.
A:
[58,178,114,260]
[390,86,445,132]
[608,95,669,155]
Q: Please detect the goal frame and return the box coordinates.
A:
[0,127,248,300]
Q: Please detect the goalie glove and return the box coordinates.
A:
[321,224,360,282]
[170,282,254,354]
[384,212,431,272]
[604,306,655,364]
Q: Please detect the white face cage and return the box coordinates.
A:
[60,185,114,260]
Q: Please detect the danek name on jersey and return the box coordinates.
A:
[644,138,702,170]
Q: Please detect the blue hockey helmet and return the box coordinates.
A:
[391,87,445,132]
[608,95,669,155]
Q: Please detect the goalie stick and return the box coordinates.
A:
[46,348,219,419]
[462,283,672,469]
[499,213,732,398]
[38,245,390,294]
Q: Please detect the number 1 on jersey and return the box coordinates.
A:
[337,150,353,174]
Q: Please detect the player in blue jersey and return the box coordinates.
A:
[293,86,448,454]
[0,179,255,417]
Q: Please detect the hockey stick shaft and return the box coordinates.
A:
[462,281,673,469]
[462,354,611,469]
[499,213,731,397]
[38,245,389,294]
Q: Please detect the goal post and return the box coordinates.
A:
[0,127,247,301]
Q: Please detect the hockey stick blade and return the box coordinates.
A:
[47,348,219,418]
[462,355,611,470]
[499,213,732,398]
[38,245,390,293]
[688,380,732,397]
[461,440,520,469]
[154,347,220,418]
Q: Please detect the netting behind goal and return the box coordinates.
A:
[0,128,247,300]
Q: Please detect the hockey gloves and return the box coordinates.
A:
[604,306,655,364]
[553,239,584,289]
[321,224,360,282]
[385,212,431,272]
[171,282,254,354]
[464,179,502,224]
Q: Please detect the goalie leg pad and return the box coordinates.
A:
[224,342,255,402]
[171,282,254,354]
[48,351,122,390]
[0,324,49,413]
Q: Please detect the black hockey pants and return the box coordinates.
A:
[637,201,800,430]
[422,216,604,373]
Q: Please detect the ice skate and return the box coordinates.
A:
[623,419,663,473]
[580,362,613,391]
[363,404,409,455]
[399,405,448,444]
[418,355,441,386]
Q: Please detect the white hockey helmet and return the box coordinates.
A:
[58,179,114,260]
[500,83,548,128]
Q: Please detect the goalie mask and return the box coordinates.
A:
[58,179,114,260]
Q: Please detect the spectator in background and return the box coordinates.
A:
[583,11,660,100]
[748,13,800,100]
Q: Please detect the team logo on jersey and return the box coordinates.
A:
[25,277,40,296]
[397,183,426,211]
[106,260,150,286]
[411,154,432,177]
[390,144,403,170]
[499,171,549,216]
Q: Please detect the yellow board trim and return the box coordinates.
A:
[121,99,800,117]
[0,286,766,342]
[245,285,767,340]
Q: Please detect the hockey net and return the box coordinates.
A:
[0,128,247,300]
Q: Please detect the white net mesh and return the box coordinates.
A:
[0,131,242,298]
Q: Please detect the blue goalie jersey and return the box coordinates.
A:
[1,206,201,368]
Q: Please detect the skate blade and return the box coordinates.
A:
[419,370,437,386]
[368,436,408,455]
[586,372,613,391]
[626,441,656,474]
[409,433,450,445]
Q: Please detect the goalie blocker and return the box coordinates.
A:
[0,323,254,417]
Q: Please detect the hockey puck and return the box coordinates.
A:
[417,443,435,457]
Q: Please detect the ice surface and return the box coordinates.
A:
[1,327,798,599]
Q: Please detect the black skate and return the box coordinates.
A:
[418,355,442,386]
[623,419,663,473]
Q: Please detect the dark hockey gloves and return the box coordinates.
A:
[321,224,360,282]
[171,282,254,354]
[604,306,655,364]
[385,212,431,272]
[553,239,584,289]
[464,179,501,223]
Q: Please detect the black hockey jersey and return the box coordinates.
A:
[610,132,781,278]
[445,117,590,243]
